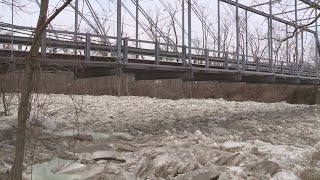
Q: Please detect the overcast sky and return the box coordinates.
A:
[0,0,316,34]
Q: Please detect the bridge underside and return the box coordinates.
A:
[1,51,318,86]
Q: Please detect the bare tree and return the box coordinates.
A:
[221,18,234,54]
[9,0,72,179]
[248,24,268,62]
[166,1,179,47]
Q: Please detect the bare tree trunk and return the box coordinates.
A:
[125,74,130,96]
[107,76,112,95]
[0,81,9,116]
[118,76,121,96]
[10,0,72,179]
[10,1,49,179]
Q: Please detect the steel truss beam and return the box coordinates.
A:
[220,0,316,34]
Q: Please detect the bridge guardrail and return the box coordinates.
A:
[0,22,319,79]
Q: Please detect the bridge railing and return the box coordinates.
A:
[0,22,319,79]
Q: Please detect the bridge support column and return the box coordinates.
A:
[224,52,228,70]
[74,0,78,55]
[155,41,160,65]
[315,8,319,79]
[217,0,220,58]
[256,58,260,72]
[136,0,139,54]
[117,0,122,62]
[85,33,91,61]
[182,45,187,66]
[245,10,248,64]
[242,54,245,70]
[205,49,209,68]
[41,30,46,58]
[295,0,299,76]
[268,0,273,73]
[123,38,129,63]
[236,0,240,70]
[188,0,192,67]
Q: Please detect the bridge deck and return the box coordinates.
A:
[0,50,318,85]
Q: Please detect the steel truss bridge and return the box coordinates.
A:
[1,0,320,85]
